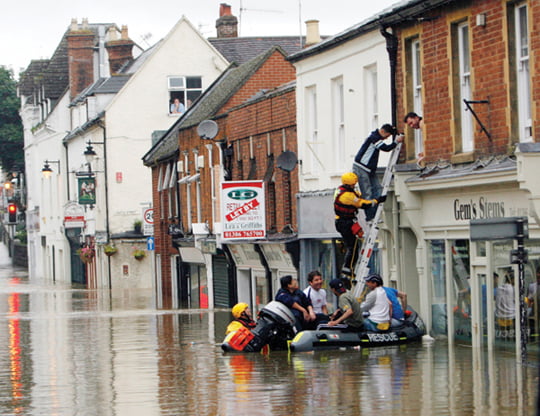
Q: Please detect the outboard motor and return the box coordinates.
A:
[222,301,297,352]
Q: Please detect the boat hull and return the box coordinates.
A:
[289,309,426,352]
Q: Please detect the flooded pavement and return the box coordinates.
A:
[0,244,538,415]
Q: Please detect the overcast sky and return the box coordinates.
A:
[1,0,400,77]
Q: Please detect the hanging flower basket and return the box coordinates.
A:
[132,249,146,261]
[103,245,118,257]
[77,247,95,264]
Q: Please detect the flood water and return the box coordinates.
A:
[0,246,538,415]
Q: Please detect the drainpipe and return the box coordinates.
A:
[96,120,111,289]
[381,25,398,126]
[381,25,402,286]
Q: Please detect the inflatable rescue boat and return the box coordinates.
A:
[222,301,426,353]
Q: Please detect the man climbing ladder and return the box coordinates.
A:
[333,172,382,284]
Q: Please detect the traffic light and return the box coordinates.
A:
[8,203,17,223]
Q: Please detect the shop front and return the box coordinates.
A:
[395,151,540,356]
[227,244,268,313]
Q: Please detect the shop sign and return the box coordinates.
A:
[221,181,265,240]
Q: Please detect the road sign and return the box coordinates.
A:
[147,236,155,251]
[143,208,154,236]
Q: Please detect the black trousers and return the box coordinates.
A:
[335,218,358,276]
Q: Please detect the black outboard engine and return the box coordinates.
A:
[222,301,297,352]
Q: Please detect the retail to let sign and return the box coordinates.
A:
[221,181,265,241]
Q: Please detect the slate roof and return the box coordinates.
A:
[401,156,517,184]
[288,0,456,62]
[143,46,287,166]
[18,23,115,104]
[209,36,304,64]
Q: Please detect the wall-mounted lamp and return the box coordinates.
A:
[84,143,97,164]
[42,160,61,179]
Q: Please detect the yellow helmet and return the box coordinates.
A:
[341,172,358,186]
[232,302,249,318]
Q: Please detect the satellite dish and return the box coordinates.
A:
[197,120,219,140]
[276,150,298,172]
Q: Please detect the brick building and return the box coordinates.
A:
[144,47,299,310]
[382,0,540,356]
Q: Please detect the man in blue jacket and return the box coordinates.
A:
[352,124,403,222]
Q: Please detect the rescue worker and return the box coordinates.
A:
[334,172,384,280]
[226,302,257,335]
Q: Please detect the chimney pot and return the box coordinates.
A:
[220,3,232,17]
[121,25,129,40]
[70,18,78,32]
[305,20,321,47]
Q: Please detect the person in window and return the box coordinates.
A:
[403,111,424,130]
[352,124,402,223]
[495,268,515,334]
[170,98,185,114]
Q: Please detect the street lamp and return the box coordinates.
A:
[42,160,61,179]
[84,143,97,164]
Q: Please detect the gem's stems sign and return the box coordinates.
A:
[222,181,265,240]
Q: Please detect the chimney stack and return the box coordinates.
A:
[305,20,321,47]
[66,18,96,100]
[105,25,134,75]
[216,3,238,38]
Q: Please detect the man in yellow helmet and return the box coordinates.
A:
[226,303,257,334]
[334,172,384,280]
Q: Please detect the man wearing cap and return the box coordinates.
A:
[226,303,257,335]
[361,274,392,332]
[327,278,364,329]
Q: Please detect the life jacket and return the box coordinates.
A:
[334,185,359,219]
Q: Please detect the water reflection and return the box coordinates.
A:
[0,272,537,415]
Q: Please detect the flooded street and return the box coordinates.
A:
[0,243,538,416]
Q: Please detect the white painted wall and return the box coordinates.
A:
[104,17,229,235]
[294,30,393,192]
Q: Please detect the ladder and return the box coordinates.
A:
[352,140,402,299]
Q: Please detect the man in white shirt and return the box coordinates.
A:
[303,270,328,315]
[361,274,392,332]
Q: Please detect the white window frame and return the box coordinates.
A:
[458,22,473,153]
[167,75,202,114]
[364,64,378,130]
[332,76,345,168]
[515,3,532,142]
[411,39,424,156]
[305,85,321,174]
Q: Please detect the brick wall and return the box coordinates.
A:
[66,29,95,101]
[396,0,539,164]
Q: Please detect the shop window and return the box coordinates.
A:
[168,76,202,115]
[452,240,471,340]
[429,240,447,335]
